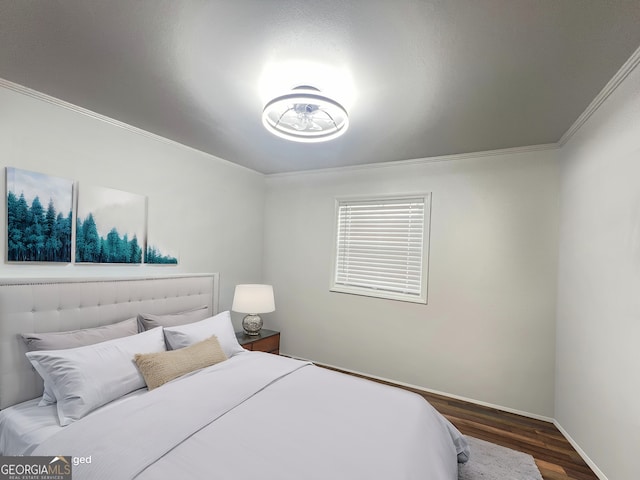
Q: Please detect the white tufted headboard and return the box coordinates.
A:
[0,274,219,409]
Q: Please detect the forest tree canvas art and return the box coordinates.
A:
[76,184,146,263]
[6,167,74,262]
[145,211,178,264]
[145,243,178,264]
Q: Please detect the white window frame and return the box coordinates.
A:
[330,193,431,304]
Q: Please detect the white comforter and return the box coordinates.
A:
[32,352,468,479]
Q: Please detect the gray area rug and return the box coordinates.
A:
[459,436,543,480]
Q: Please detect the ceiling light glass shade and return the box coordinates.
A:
[262,86,349,143]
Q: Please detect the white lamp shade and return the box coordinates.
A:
[231,284,275,314]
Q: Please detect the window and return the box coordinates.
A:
[331,194,430,304]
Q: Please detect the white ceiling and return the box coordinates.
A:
[1,1,640,174]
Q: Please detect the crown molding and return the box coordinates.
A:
[558,44,640,147]
[266,143,559,179]
[0,78,261,176]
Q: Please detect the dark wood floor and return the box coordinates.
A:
[320,365,598,480]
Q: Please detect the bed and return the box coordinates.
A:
[0,274,469,479]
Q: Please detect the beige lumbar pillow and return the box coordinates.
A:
[134,335,227,390]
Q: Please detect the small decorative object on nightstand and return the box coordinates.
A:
[235,329,280,355]
[231,284,275,336]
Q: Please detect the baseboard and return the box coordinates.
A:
[281,352,554,423]
[553,421,609,480]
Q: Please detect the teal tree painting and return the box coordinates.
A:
[76,184,146,263]
[145,206,178,264]
[145,243,178,264]
[6,167,73,262]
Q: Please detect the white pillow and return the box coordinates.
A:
[26,327,166,426]
[163,310,244,358]
[21,317,139,406]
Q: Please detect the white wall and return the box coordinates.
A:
[264,149,560,417]
[0,82,266,329]
[555,61,640,479]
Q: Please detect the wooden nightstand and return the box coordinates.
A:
[235,329,280,355]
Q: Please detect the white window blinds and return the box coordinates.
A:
[332,195,430,303]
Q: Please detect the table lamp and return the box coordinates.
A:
[232,284,275,335]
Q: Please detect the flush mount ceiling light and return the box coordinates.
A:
[262,86,349,143]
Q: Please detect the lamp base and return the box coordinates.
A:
[242,314,263,336]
